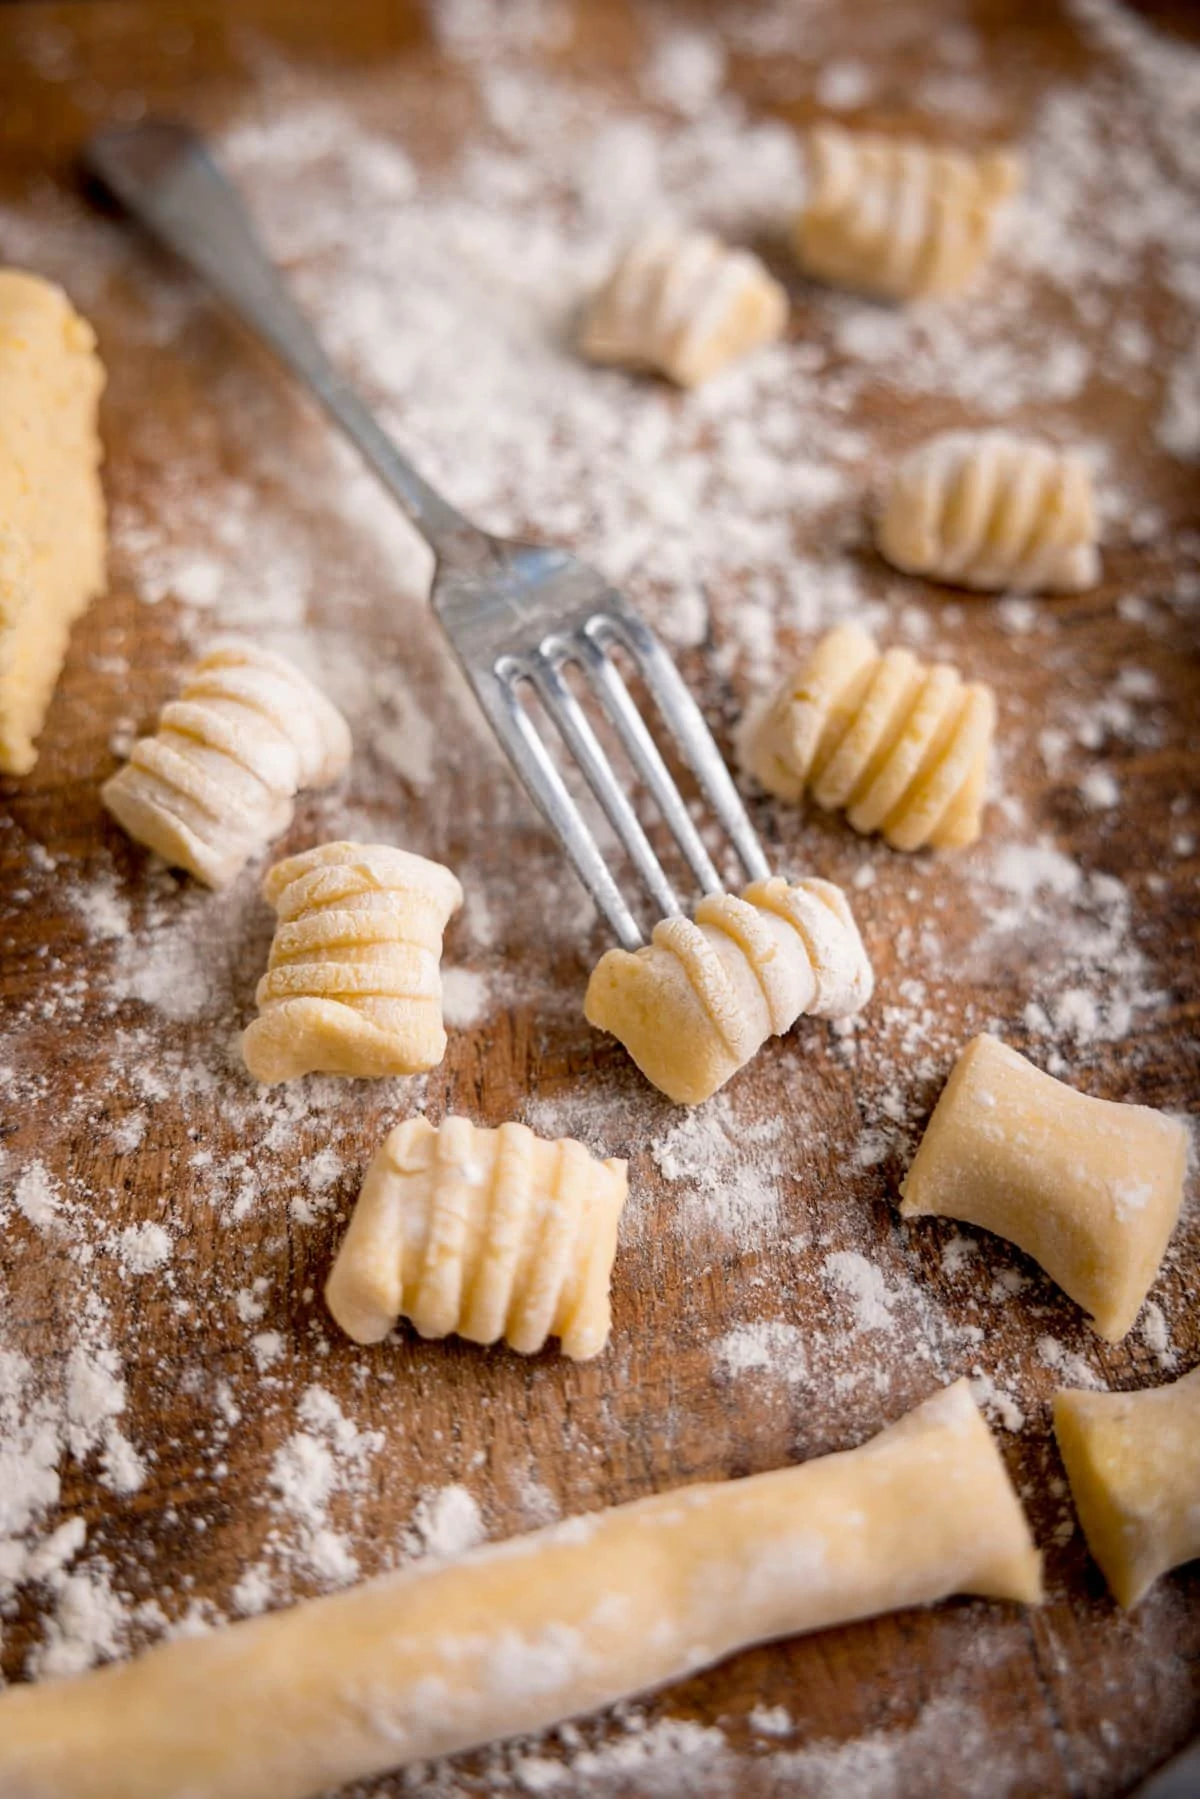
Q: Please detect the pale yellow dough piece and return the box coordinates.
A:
[0,1380,1041,1799]
[0,269,106,774]
[584,875,873,1105]
[1054,1365,1200,1608]
[794,125,1022,300]
[579,227,788,387]
[900,1034,1186,1342]
[745,623,995,851]
[877,430,1100,594]
[241,841,463,1083]
[102,641,352,888]
[326,1114,628,1359]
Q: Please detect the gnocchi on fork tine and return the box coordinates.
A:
[84,120,770,949]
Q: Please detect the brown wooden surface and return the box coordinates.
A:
[1,3,1198,1796]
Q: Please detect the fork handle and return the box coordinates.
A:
[84,120,474,560]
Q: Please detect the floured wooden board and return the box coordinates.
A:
[1,2,1197,1794]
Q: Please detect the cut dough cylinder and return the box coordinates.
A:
[744,622,996,850]
[0,1380,1041,1799]
[900,1034,1187,1342]
[1054,1365,1200,1608]
[241,842,463,1083]
[102,641,352,888]
[584,875,874,1105]
[579,227,788,387]
[794,125,1022,301]
[0,269,106,774]
[876,431,1100,595]
[326,1115,628,1359]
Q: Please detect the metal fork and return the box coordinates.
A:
[83,120,769,949]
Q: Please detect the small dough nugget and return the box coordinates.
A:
[1054,1365,1200,1608]
[579,228,788,387]
[585,875,873,1105]
[326,1115,628,1360]
[900,1034,1186,1342]
[745,623,996,851]
[0,1380,1040,1799]
[0,270,106,774]
[794,125,1021,301]
[102,641,351,888]
[877,431,1099,595]
[242,841,463,1083]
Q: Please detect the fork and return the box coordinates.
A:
[83,121,770,950]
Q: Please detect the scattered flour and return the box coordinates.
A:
[407,1485,486,1562]
[713,1322,808,1386]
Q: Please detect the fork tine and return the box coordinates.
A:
[572,635,723,895]
[474,667,645,951]
[525,655,683,922]
[589,607,771,884]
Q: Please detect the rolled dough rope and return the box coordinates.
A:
[1054,1364,1200,1608]
[0,269,106,775]
[579,227,788,387]
[900,1034,1187,1342]
[584,874,874,1105]
[0,1380,1040,1799]
[241,842,463,1083]
[744,622,996,850]
[325,1115,628,1359]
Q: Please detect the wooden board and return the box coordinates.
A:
[1,2,1198,1795]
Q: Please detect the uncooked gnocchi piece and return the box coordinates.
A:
[579,227,788,387]
[241,841,463,1083]
[877,431,1100,594]
[794,124,1021,300]
[900,1034,1187,1342]
[0,1380,1041,1799]
[0,269,106,775]
[585,875,873,1105]
[1054,1365,1200,1607]
[326,1115,628,1359]
[745,623,995,851]
[102,642,352,888]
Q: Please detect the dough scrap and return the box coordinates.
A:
[745,622,995,851]
[579,227,788,387]
[102,641,351,888]
[584,875,873,1105]
[0,269,106,774]
[0,1380,1040,1799]
[326,1115,628,1359]
[241,841,463,1083]
[877,430,1099,594]
[900,1034,1186,1342]
[794,125,1021,300]
[1054,1364,1200,1608]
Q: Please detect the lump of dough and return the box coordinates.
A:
[242,841,463,1083]
[0,269,106,774]
[584,875,873,1105]
[326,1115,628,1359]
[900,1034,1186,1342]
[0,1380,1040,1799]
[1054,1365,1200,1608]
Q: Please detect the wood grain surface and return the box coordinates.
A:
[1,3,1198,1796]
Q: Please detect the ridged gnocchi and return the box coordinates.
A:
[585,875,873,1105]
[102,642,352,888]
[794,125,1021,300]
[579,228,788,387]
[241,841,463,1084]
[877,431,1100,594]
[326,1115,629,1360]
[745,624,995,851]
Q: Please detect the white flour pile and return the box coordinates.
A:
[0,0,1197,1786]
